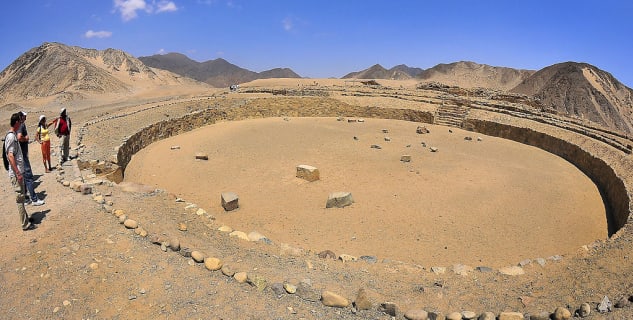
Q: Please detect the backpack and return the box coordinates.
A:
[2,133,9,171]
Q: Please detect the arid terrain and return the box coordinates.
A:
[2,48,633,319]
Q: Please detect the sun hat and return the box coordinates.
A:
[61,108,66,114]
[20,111,27,116]
[39,115,45,122]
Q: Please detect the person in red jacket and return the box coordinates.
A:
[53,108,72,165]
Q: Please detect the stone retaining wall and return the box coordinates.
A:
[113,100,631,235]
[465,118,632,234]
[115,101,435,173]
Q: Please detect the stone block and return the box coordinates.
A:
[296,165,320,182]
[221,192,239,211]
[195,152,208,160]
[325,192,354,208]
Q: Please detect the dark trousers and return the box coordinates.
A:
[22,156,38,201]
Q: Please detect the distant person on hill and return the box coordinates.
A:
[17,111,45,206]
[53,108,72,165]
[5,113,35,230]
[35,115,54,172]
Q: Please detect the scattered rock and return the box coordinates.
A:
[404,309,428,320]
[177,222,187,231]
[321,290,349,308]
[217,225,233,232]
[400,155,411,162]
[359,255,377,264]
[270,282,286,296]
[295,282,320,302]
[195,152,208,160]
[446,312,462,320]
[229,230,249,241]
[233,272,248,283]
[416,126,429,134]
[247,231,267,242]
[325,192,354,208]
[317,250,336,259]
[338,254,357,262]
[221,192,239,211]
[283,283,297,294]
[220,264,234,276]
[191,251,205,263]
[354,288,372,310]
[380,302,398,317]
[499,266,525,275]
[553,307,572,320]
[577,303,591,317]
[430,266,446,274]
[123,219,138,229]
[498,312,524,320]
[168,238,180,251]
[296,165,320,182]
[598,295,612,313]
[430,147,439,152]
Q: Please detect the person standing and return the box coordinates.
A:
[17,111,45,206]
[54,108,71,164]
[5,113,34,230]
[35,115,54,172]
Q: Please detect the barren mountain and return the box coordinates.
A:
[139,53,300,88]
[417,61,535,91]
[512,62,633,134]
[0,42,202,104]
[342,64,416,80]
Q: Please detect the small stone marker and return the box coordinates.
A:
[400,155,411,162]
[430,147,439,152]
[296,165,320,182]
[326,192,354,208]
[170,145,180,150]
[221,192,239,211]
[195,152,208,160]
[416,126,430,134]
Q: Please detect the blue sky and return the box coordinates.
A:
[1,1,632,87]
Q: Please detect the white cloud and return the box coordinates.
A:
[85,30,113,39]
[157,49,166,54]
[282,17,294,31]
[114,0,148,21]
[113,0,178,21]
[156,1,178,13]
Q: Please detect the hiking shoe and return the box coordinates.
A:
[31,199,45,206]
[24,199,32,205]
[23,224,37,231]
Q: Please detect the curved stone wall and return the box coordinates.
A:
[465,118,632,235]
[114,101,631,236]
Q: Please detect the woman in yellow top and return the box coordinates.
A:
[35,115,54,172]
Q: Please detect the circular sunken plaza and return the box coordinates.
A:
[70,79,633,317]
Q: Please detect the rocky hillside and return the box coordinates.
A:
[0,42,201,104]
[139,53,301,88]
[342,64,420,80]
[416,61,535,91]
[512,62,633,134]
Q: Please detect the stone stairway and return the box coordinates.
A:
[435,103,470,128]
